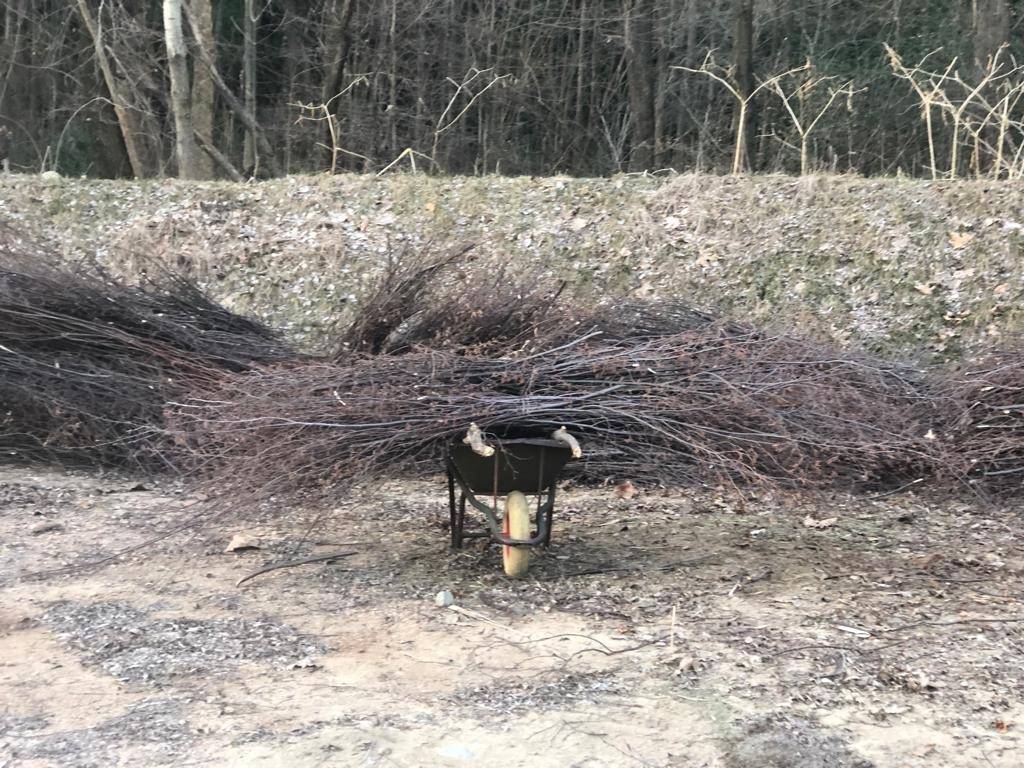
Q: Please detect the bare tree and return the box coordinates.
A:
[972,0,1010,73]
[74,0,147,178]
[242,0,258,173]
[430,67,510,171]
[181,0,281,177]
[624,0,656,171]
[770,65,856,175]
[9,0,1024,179]
[887,43,1024,179]
[320,0,357,169]
[676,55,808,174]
[885,46,958,179]
[163,0,200,179]
[731,0,755,169]
[190,0,215,178]
[0,0,26,116]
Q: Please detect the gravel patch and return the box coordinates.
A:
[446,670,624,716]
[726,714,873,768]
[7,700,194,768]
[43,601,323,682]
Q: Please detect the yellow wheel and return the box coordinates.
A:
[502,491,532,578]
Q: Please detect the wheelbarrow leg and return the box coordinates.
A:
[543,485,556,546]
[456,493,467,548]
[447,469,462,549]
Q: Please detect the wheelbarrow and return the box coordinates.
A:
[445,424,581,578]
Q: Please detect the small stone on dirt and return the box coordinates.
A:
[31,521,64,535]
[224,533,261,552]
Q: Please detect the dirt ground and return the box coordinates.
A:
[1,465,1022,768]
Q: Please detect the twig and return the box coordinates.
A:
[561,556,713,578]
[447,604,515,631]
[236,551,355,587]
[880,617,1024,634]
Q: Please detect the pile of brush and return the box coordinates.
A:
[0,225,289,467]
[169,251,947,497]
[5,230,1023,499]
[941,347,1024,493]
[173,326,943,496]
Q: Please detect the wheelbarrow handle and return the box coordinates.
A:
[552,426,582,458]
[462,422,495,457]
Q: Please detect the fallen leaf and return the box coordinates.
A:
[909,552,943,570]
[948,231,975,249]
[914,282,934,295]
[694,251,718,268]
[803,515,838,529]
[615,480,638,500]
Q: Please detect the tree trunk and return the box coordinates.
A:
[74,0,147,178]
[624,0,655,171]
[731,0,755,171]
[181,0,280,177]
[282,11,303,172]
[320,0,356,169]
[972,0,1010,72]
[190,0,215,178]
[163,0,200,179]
[0,0,25,116]
[243,0,257,173]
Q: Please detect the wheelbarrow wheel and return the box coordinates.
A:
[502,491,531,578]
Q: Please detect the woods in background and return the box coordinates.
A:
[0,1,1020,179]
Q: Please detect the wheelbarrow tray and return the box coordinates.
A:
[448,438,572,495]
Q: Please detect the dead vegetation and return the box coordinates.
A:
[0,225,289,468]
[3,228,1024,499]
[175,320,941,498]
[6,173,1024,356]
[942,345,1024,492]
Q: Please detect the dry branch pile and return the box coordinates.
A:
[3,232,1024,499]
[174,317,943,497]
[0,227,289,467]
[167,249,942,496]
[942,347,1024,493]
[337,246,574,357]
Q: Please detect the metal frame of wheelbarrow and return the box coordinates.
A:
[445,438,572,550]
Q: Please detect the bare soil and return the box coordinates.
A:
[1,466,1023,767]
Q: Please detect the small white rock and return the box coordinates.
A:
[434,590,455,607]
[224,533,261,553]
[436,744,474,761]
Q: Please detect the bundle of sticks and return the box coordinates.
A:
[0,226,289,466]
[941,347,1024,491]
[4,229,1022,498]
[173,318,944,496]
